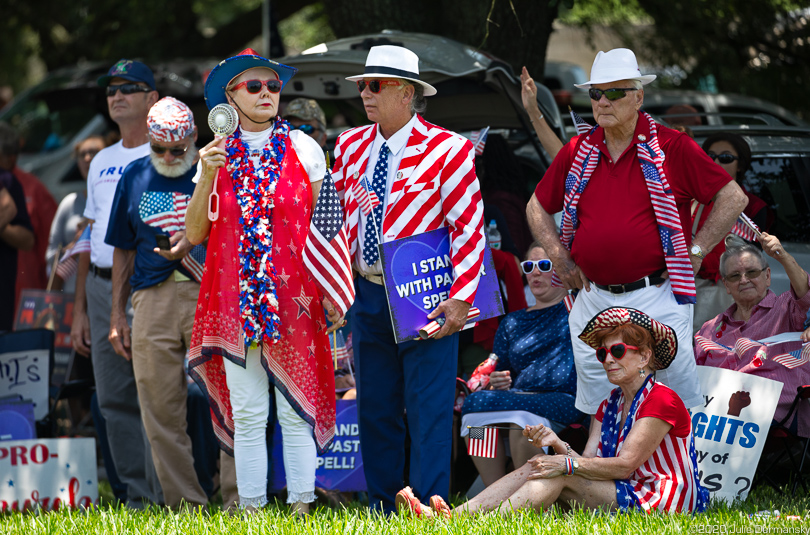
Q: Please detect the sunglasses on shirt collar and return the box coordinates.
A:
[588,87,637,101]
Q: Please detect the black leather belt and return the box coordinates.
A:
[90,264,112,280]
[594,270,666,294]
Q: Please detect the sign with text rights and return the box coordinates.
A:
[379,227,504,343]
[0,438,98,512]
[692,366,782,503]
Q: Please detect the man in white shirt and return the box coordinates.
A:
[70,59,161,507]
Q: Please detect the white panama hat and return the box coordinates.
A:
[574,48,656,89]
[346,45,437,97]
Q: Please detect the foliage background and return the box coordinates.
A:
[1,0,808,116]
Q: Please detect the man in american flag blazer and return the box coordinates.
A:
[331,45,485,513]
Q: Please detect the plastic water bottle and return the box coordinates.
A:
[487,219,501,250]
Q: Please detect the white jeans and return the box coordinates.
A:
[224,346,317,506]
[568,280,703,414]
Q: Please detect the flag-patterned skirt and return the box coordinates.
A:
[188,141,336,454]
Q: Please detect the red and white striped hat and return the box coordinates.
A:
[147,96,195,143]
[578,307,678,370]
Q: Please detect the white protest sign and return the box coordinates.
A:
[692,366,782,503]
[0,348,49,421]
[0,438,98,512]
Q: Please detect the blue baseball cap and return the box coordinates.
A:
[97,59,156,90]
[204,48,297,110]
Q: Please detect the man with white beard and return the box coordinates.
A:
[104,96,215,509]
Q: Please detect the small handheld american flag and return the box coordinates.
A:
[467,426,498,458]
[303,170,355,317]
[569,107,593,136]
[351,176,381,217]
[55,226,92,280]
[419,307,480,339]
[470,127,490,156]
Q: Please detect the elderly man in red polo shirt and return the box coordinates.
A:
[527,48,748,415]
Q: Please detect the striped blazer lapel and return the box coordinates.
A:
[385,117,430,234]
[344,124,377,254]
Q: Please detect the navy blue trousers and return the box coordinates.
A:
[352,277,458,513]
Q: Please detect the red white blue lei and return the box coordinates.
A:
[226,117,289,347]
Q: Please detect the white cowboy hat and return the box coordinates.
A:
[346,45,437,97]
[574,48,656,89]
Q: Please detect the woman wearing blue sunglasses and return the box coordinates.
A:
[457,242,584,488]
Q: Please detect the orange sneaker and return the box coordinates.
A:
[429,495,452,519]
[395,486,431,517]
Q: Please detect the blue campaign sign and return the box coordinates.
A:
[269,399,366,493]
[378,227,504,343]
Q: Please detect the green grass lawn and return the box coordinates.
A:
[2,483,810,535]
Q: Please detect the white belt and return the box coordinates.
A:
[361,273,384,285]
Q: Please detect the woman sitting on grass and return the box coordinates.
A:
[397,307,708,516]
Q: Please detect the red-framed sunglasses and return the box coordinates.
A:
[230,79,282,94]
[596,343,639,363]
[356,80,402,94]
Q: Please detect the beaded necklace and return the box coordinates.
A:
[226,117,289,347]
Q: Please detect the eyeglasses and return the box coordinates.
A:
[707,152,739,165]
[724,268,764,283]
[106,83,153,97]
[520,259,553,275]
[78,149,100,159]
[588,88,637,101]
[230,79,282,94]
[356,80,403,94]
[596,343,640,363]
[291,124,322,135]
[151,144,190,157]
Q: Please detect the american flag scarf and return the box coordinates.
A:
[599,376,708,512]
[558,112,696,305]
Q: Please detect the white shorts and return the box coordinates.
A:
[568,279,702,414]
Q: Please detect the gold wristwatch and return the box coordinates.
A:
[689,243,705,259]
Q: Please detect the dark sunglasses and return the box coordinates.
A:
[291,124,321,135]
[724,268,764,283]
[706,152,739,165]
[230,79,283,94]
[106,83,153,97]
[596,343,639,363]
[356,80,403,94]
[520,259,553,275]
[588,87,637,101]
[151,144,190,157]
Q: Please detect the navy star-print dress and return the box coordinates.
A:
[461,302,584,428]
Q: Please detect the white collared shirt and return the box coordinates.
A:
[356,114,418,276]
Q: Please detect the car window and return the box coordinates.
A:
[743,156,810,243]
[3,88,100,154]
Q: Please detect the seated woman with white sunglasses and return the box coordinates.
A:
[459,242,585,487]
